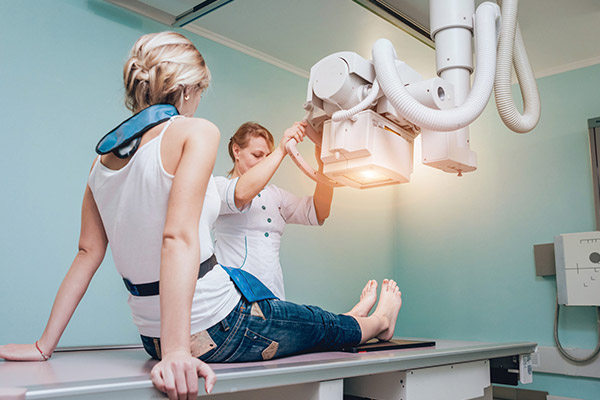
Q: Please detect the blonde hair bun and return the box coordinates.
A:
[123,31,211,113]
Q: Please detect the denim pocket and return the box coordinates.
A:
[225,328,279,362]
[190,330,217,358]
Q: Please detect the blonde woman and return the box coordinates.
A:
[0,31,403,400]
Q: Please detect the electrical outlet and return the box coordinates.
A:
[554,232,600,306]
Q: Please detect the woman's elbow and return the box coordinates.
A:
[317,214,329,226]
[162,231,198,252]
[77,245,107,266]
[233,192,252,210]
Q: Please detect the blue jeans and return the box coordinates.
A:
[141,297,362,362]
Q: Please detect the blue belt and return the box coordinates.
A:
[123,255,277,302]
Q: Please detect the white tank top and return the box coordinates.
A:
[88,117,240,337]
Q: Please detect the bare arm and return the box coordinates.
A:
[149,118,219,398]
[312,145,334,225]
[233,122,306,209]
[0,184,108,361]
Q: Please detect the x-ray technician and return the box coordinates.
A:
[214,121,334,299]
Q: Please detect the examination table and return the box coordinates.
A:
[0,338,536,399]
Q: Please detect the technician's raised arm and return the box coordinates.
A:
[312,144,334,225]
[232,121,307,210]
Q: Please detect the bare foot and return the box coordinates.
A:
[346,280,378,318]
[372,279,402,341]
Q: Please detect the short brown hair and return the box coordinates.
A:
[228,122,275,176]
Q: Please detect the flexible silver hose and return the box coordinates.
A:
[371,2,500,132]
[332,79,381,122]
[554,295,600,363]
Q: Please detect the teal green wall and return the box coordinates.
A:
[0,1,393,348]
[393,64,600,399]
[0,1,598,399]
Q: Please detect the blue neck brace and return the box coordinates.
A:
[96,104,179,158]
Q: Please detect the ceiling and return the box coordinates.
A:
[110,0,600,80]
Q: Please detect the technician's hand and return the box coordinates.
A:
[304,121,320,140]
[280,121,306,152]
[0,343,48,361]
[150,352,216,400]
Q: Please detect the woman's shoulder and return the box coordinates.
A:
[267,185,308,204]
[266,184,286,193]
[213,175,231,183]
[265,184,290,199]
[170,117,220,140]
[174,116,218,130]
[160,117,220,173]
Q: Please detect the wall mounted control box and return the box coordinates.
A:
[554,232,600,306]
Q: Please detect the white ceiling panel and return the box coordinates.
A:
[141,0,201,16]
[186,0,436,77]
[113,0,600,79]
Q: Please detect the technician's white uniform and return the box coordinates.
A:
[214,176,320,299]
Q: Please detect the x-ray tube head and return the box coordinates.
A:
[289,0,540,189]
[320,110,415,189]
